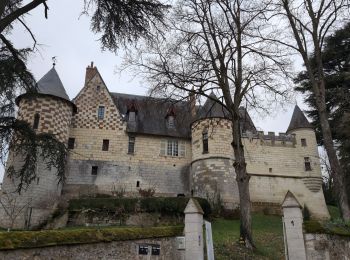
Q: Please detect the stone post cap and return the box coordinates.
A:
[281,191,302,209]
[184,198,204,215]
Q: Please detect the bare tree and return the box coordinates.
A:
[124,0,291,249]
[274,0,350,219]
[0,190,31,231]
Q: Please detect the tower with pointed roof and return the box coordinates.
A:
[0,63,330,229]
[0,66,75,228]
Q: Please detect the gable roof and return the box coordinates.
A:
[111,93,193,138]
[287,105,313,133]
[36,67,70,101]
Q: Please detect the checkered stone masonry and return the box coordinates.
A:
[18,96,73,143]
[71,71,124,131]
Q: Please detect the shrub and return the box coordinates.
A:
[68,197,211,217]
[220,207,240,220]
[138,188,155,197]
[303,206,311,221]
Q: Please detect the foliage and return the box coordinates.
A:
[295,23,350,202]
[212,214,284,259]
[68,197,211,217]
[0,225,184,250]
[304,220,350,236]
[84,0,170,52]
[138,187,155,197]
[303,206,311,221]
[0,0,170,191]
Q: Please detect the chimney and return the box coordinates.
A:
[85,61,97,84]
[189,87,196,117]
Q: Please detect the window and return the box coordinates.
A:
[102,139,109,151]
[167,140,178,156]
[96,85,100,91]
[301,138,307,147]
[304,157,311,171]
[128,136,135,154]
[136,181,140,188]
[91,166,98,175]
[202,131,209,153]
[167,116,175,128]
[129,111,136,122]
[98,106,105,120]
[269,168,272,173]
[160,140,185,157]
[33,113,40,129]
[68,138,75,149]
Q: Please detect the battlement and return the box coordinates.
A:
[242,131,296,146]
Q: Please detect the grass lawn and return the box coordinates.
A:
[212,213,284,260]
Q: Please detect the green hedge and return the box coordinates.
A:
[304,220,350,236]
[0,225,184,250]
[68,197,211,217]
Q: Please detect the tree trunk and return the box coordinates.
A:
[316,92,350,219]
[231,113,254,249]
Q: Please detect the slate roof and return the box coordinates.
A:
[196,92,256,133]
[287,105,313,133]
[111,93,193,138]
[111,92,256,138]
[36,67,70,102]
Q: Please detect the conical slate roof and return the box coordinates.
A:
[36,67,70,101]
[287,105,313,133]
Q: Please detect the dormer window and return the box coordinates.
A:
[129,111,136,122]
[166,106,176,128]
[168,116,175,128]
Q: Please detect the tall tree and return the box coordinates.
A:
[275,0,350,219]
[125,0,291,249]
[295,22,350,205]
[0,0,169,191]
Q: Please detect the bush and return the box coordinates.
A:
[303,206,311,221]
[220,207,240,220]
[138,188,155,197]
[68,197,211,217]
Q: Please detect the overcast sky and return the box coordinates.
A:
[0,0,307,182]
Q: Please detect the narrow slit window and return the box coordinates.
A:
[98,106,105,120]
[136,181,140,188]
[203,131,209,153]
[304,157,311,171]
[301,138,307,147]
[128,136,135,154]
[102,139,109,151]
[91,166,98,175]
[68,138,75,149]
[33,113,40,129]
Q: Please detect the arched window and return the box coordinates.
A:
[33,113,40,129]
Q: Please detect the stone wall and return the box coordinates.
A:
[65,70,191,197]
[0,237,184,260]
[305,233,350,259]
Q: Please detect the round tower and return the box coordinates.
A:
[0,67,76,228]
[286,105,329,219]
[190,94,239,209]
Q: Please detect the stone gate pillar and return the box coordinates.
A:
[282,191,307,260]
[184,198,204,260]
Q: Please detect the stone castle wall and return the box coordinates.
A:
[64,70,191,197]
[190,118,238,208]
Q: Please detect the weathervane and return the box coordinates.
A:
[52,56,57,67]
